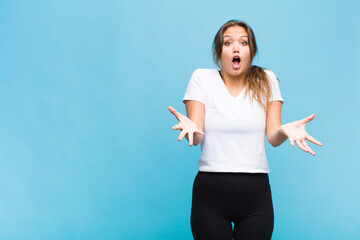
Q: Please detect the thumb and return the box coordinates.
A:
[168,106,185,121]
[168,106,180,119]
[168,106,176,113]
[302,114,315,124]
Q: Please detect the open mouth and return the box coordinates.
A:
[232,56,241,69]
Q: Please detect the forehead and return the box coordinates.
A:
[223,26,248,38]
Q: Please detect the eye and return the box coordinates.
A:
[224,41,231,46]
[241,41,248,46]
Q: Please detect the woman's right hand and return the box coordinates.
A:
[168,106,204,146]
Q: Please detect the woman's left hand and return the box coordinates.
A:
[280,114,323,156]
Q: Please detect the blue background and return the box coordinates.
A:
[0,0,359,239]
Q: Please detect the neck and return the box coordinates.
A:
[220,70,245,87]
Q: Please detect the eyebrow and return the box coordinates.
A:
[223,35,248,39]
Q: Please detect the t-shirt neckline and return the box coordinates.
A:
[217,70,245,99]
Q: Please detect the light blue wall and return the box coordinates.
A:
[0,0,359,239]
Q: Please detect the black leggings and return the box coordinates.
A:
[191,171,274,240]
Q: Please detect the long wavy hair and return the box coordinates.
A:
[212,20,274,110]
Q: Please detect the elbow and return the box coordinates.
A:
[267,137,279,147]
[193,134,204,146]
[193,139,203,146]
[268,138,284,148]
[267,129,281,147]
[269,141,277,148]
[267,126,286,147]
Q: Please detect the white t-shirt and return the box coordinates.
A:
[183,68,283,173]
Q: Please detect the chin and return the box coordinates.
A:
[232,68,245,75]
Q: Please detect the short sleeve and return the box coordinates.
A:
[265,69,284,103]
[183,69,205,104]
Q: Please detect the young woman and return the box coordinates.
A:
[168,20,322,240]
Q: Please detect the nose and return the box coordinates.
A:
[233,42,240,53]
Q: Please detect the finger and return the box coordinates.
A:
[168,106,176,114]
[301,114,315,124]
[171,124,182,130]
[295,140,308,152]
[178,131,187,141]
[289,137,294,147]
[302,140,315,156]
[306,135,323,146]
[168,106,183,121]
[188,131,193,146]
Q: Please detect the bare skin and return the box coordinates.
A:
[168,106,204,146]
[169,26,323,155]
[220,25,251,97]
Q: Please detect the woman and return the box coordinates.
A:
[168,20,322,240]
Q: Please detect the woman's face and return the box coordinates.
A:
[220,26,251,77]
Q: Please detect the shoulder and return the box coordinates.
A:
[189,69,219,86]
[263,68,278,84]
[262,68,283,101]
[263,68,276,78]
[192,68,219,77]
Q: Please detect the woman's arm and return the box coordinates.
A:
[168,100,205,146]
[266,101,323,155]
[266,101,287,147]
[184,100,205,146]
